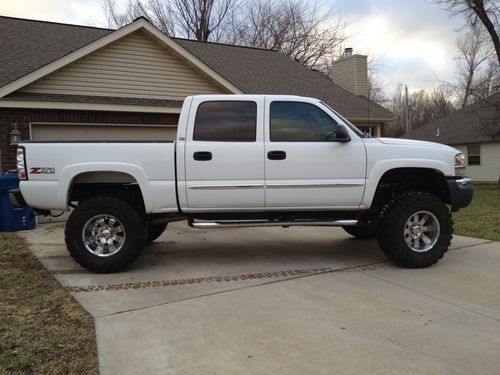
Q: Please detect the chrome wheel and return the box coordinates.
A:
[403,210,440,252]
[82,214,126,257]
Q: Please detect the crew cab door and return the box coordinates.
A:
[183,97,265,210]
[264,98,366,209]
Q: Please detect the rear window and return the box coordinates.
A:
[193,101,257,142]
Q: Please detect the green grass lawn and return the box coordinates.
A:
[0,233,98,374]
[453,184,500,241]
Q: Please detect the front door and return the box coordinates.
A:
[264,99,366,209]
[184,97,265,210]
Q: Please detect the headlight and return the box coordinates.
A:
[454,153,466,175]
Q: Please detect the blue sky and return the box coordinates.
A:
[0,0,467,94]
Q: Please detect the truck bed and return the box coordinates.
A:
[19,141,178,213]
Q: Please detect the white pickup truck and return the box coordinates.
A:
[12,95,473,273]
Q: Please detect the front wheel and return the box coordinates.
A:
[65,196,146,273]
[377,192,452,268]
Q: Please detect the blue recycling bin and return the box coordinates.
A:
[0,172,36,232]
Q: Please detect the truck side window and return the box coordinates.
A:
[194,101,257,142]
[270,101,338,142]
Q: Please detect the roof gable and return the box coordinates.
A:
[0,17,241,98]
[19,29,228,101]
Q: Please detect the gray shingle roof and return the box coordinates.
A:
[0,16,112,88]
[401,92,500,144]
[0,16,392,120]
[174,39,392,119]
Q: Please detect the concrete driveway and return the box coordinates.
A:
[20,222,500,374]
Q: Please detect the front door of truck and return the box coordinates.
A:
[264,99,366,209]
[183,97,265,210]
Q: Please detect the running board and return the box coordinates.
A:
[189,219,358,229]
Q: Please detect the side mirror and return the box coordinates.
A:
[336,125,351,142]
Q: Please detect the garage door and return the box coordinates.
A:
[30,123,178,141]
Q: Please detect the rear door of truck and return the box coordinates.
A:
[181,96,265,210]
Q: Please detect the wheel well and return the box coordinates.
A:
[68,171,145,212]
[372,168,450,212]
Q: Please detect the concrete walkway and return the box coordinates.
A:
[20,222,500,374]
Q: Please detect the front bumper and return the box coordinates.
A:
[447,177,473,211]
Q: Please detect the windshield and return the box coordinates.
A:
[319,101,366,138]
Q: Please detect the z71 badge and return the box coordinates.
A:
[30,167,55,174]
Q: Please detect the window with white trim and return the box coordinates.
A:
[467,145,481,165]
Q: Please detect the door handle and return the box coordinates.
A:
[267,150,286,160]
[193,151,212,161]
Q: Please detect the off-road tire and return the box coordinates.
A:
[343,223,377,239]
[65,196,146,273]
[377,192,452,268]
[147,223,168,243]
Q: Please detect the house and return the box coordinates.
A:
[401,92,500,183]
[0,16,393,173]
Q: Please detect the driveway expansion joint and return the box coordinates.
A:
[96,261,389,318]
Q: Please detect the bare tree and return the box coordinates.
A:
[103,0,235,40]
[471,56,500,99]
[171,0,235,41]
[367,58,388,105]
[432,0,500,66]
[368,72,387,104]
[227,0,346,71]
[389,84,456,136]
[101,0,346,71]
[451,24,496,107]
[147,0,176,34]
[103,0,148,29]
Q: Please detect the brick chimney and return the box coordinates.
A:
[331,48,368,97]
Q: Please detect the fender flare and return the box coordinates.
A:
[59,162,153,212]
[362,160,453,208]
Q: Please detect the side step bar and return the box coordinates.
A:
[189,219,358,229]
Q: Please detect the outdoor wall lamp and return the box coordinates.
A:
[10,124,22,145]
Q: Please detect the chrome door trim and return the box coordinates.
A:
[189,184,264,190]
[265,183,364,189]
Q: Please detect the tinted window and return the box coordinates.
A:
[270,101,338,142]
[194,101,257,142]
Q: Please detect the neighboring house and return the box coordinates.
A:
[0,16,393,173]
[401,92,500,183]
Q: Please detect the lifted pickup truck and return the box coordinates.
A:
[13,95,473,273]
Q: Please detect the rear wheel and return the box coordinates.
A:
[377,192,452,268]
[65,196,146,273]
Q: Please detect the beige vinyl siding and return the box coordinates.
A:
[20,30,227,100]
[331,55,368,97]
[455,142,500,183]
[31,123,177,141]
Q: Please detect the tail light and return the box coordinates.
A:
[16,147,27,180]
